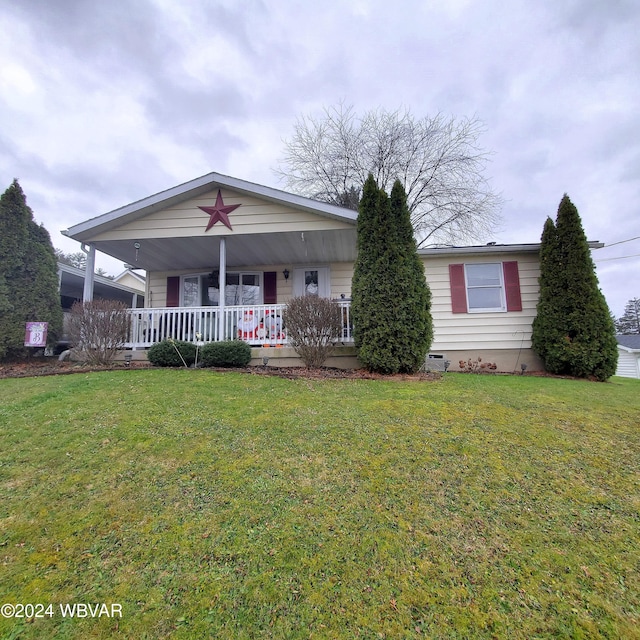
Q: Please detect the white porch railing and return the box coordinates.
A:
[125,301,353,349]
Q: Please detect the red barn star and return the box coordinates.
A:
[198,189,240,231]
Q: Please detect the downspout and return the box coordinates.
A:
[81,243,96,302]
[218,237,226,340]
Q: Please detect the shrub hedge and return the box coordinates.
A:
[200,340,252,367]
[147,339,197,367]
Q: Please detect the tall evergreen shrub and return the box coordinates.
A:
[0,180,63,358]
[352,175,433,373]
[532,194,617,380]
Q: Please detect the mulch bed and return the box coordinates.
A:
[0,358,152,379]
[0,358,440,381]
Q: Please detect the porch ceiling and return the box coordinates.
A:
[93,228,358,271]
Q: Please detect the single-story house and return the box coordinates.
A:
[615,335,640,379]
[62,172,603,371]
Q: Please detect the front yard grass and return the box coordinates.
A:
[0,370,638,639]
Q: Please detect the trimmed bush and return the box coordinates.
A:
[147,339,196,367]
[201,340,252,368]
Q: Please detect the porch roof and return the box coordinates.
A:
[62,172,358,271]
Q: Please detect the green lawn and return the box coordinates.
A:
[0,370,638,639]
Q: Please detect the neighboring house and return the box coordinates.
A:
[58,263,145,311]
[62,172,602,371]
[615,335,640,379]
[113,267,146,294]
[57,262,146,350]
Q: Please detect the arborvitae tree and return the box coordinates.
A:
[351,174,382,346]
[352,175,433,373]
[532,194,617,381]
[386,180,433,371]
[0,180,63,359]
[532,217,563,371]
[351,175,388,365]
[615,298,640,335]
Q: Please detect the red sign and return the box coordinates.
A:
[25,322,48,347]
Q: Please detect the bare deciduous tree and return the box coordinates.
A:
[276,104,502,246]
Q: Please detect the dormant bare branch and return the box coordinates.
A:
[275,104,502,245]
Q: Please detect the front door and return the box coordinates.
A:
[293,266,330,298]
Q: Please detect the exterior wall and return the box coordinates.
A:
[147,262,355,307]
[428,348,544,373]
[141,250,544,372]
[423,252,540,353]
[616,349,640,378]
[92,189,354,242]
[330,262,354,299]
[250,346,359,369]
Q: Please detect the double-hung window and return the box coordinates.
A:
[465,263,505,312]
[449,261,522,314]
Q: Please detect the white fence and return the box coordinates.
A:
[125,301,353,349]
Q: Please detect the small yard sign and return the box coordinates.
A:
[24,322,48,347]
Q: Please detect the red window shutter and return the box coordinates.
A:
[503,261,522,312]
[166,276,180,307]
[449,263,468,313]
[263,271,277,304]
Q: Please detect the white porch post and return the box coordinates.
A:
[218,237,226,340]
[82,243,96,302]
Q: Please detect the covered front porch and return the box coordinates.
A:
[62,174,359,350]
[125,300,353,349]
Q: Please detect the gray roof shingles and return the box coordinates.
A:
[616,335,640,350]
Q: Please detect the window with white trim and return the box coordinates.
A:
[464,263,506,312]
[181,272,261,306]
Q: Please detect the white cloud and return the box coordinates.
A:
[1,0,639,315]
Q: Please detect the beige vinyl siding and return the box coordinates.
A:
[113,272,145,292]
[92,189,353,242]
[424,252,540,351]
[331,262,355,299]
[147,272,170,308]
[146,253,539,352]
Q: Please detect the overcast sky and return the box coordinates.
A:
[1,0,638,316]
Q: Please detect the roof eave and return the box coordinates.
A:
[418,241,604,257]
[62,172,356,242]
[617,345,640,353]
[418,243,541,256]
